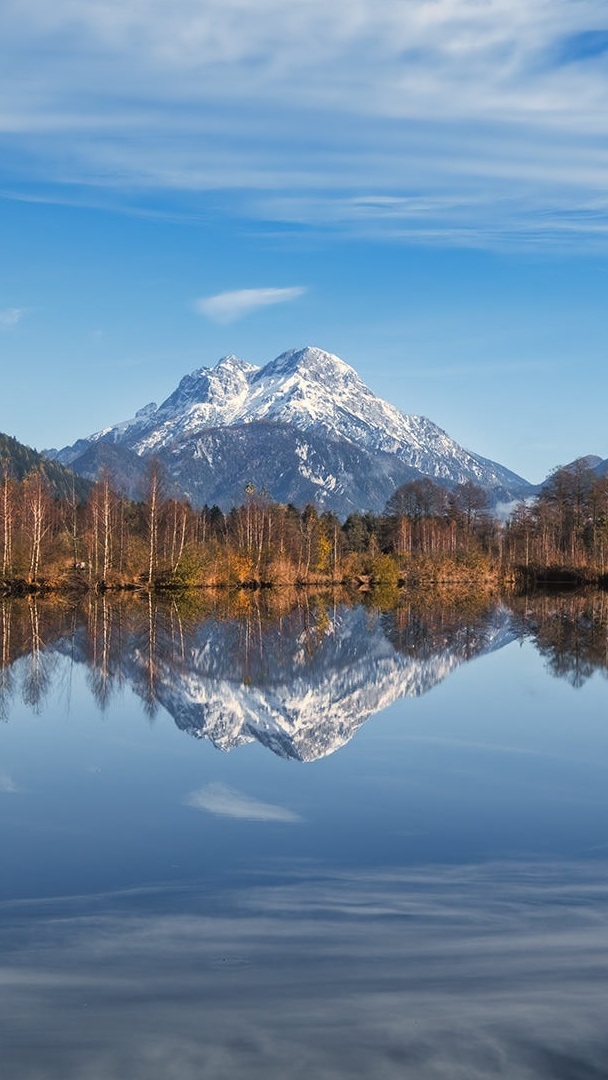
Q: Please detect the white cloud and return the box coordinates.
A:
[0,771,19,793]
[2,859,608,1078]
[3,1,608,245]
[195,287,306,324]
[0,307,25,329]
[185,782,302,823]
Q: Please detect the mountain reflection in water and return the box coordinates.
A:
[2,590,608,1080]
[1,589,607,756]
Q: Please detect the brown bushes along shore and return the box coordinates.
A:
[2,460,608,594]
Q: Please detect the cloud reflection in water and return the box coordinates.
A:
[185,782,303,823]
[1,860,608,1079]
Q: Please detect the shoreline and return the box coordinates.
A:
[1,566,605,599]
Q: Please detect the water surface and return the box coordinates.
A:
[1,590,608,1078]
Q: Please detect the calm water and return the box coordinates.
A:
[1,590,608,1079]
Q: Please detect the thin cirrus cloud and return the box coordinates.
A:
[2,860,608,1078]
[195,287,307,324]
[0,771,20,793]
[3,2,608,246]
[0,307,26,329]
[184,782,302,823]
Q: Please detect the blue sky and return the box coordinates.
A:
[2,0,608,483]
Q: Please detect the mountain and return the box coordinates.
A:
[538,454,608,490]
[50,346,533,514]
[0,432,90,501]
[46,600,516,762]
[584,455,608,478]
[5,595,603,760]
[144,604,516,761]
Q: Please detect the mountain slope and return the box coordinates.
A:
[159,421,427,513]
[538,454,608,490]
[51,346,533,513]
[148,604,516,761]
[49,602,516,762]
[0,432,90,501]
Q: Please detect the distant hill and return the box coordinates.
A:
[0,433,91,501]
[539,455,608,490]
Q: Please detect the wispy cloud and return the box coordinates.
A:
[2,859,608,1078]
[185,782,302,823]
[195,287,306,324]
[3,1,608,246]
[0,307,26,329]
[0,771,20,793]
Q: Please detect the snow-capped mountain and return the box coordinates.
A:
[47,601,516,762]
[144,604,516,761]
[51,346,532,513]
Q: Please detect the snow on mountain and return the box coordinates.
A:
[123,603,515,761]
[52,346,532,509]
[152,603,515,761]
[50,602,517,762]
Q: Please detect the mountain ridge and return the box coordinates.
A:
[49,346,533,514]
[0,432,91,501]
[48,602,516,762]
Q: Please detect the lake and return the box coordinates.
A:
[1,589,608,1079]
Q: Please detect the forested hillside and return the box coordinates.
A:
[0,434,90,501]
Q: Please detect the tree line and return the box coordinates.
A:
[1,458,608,592]
[3,588,607,724]
[504,459,608,579]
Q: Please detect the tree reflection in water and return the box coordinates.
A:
[510,590,608,688]
[0,588,606,752]
[1,589,608,1080]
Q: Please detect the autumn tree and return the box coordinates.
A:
[21,470,52,583]
[0,464,15,579]
[143,459,166,586]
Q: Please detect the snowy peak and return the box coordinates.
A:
[49,602,516,762]
[131,354,258,453]
[52,344,533,508]
[209,353,259,387]
[259,346,356,382]
[159,354,254,411]
[95,343,404,458]
[216,353,255,372]
[247,346,383,433]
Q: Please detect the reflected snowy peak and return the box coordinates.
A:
[2,590,607,758]
[143,604,516,760]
